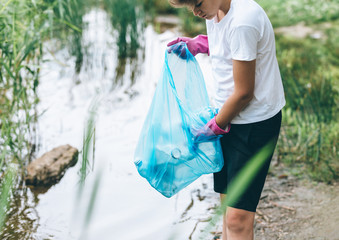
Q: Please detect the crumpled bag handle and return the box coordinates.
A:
[164,42,197,148]
[165,42,193,114]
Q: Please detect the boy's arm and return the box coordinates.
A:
[215,59,256,129]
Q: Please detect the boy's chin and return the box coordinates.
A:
[205,15,215,20]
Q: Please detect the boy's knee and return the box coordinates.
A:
[226,208,254,233]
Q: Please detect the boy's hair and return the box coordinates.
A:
[168,0,198,8]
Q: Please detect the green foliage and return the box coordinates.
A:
[323,22,339,66]
[276,35,338,123]
[0,0,89,176]
[279,109,338,183]
[254,0,339,182]
[275,29,339,182]
[257,0,339,27]
[0,0,47,172]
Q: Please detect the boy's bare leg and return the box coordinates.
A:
[220,194,227,240]
[226,207,255,240]
[220,194,255,240]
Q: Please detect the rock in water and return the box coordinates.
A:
[25,144,78,186]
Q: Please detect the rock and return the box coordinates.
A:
[25,144,78,187]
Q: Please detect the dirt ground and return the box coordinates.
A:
[252,164,339,240]
[208,164,339,240]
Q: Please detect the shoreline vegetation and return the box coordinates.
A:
[0,0,338,238]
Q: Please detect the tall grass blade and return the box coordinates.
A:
[77,98,99,198]
[73,98,102,239]
[0,165,17,231]
[79,168,103,240]
[0,0,15,14]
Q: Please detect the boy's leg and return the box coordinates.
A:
[220,194,255,240]
[216,112,282,239]
[225,207,255,240]
[220,194,227,240]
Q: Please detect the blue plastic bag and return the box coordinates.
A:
[134,42,224,198]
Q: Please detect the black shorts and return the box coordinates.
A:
[214,111,282,212]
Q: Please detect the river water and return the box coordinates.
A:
[5,8,223,240]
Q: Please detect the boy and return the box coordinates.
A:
[167,0,285,239]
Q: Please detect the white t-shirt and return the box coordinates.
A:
[206,0,285,124]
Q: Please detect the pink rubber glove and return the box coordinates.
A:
[205,116,230,136]
[195,116,231,138]
[167,35,210,57]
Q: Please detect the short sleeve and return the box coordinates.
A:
[229,25,260,61]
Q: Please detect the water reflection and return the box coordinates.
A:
[76,8,144,98]
[112,54,143,99]
[1,186,39,240]
[2,7,146,239]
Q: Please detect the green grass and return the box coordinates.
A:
[74,98,103,239]
[257,0,339,27]
[276,33,338,122]
[0,0,90,174]
[78,98,98,196]
[0,0,46,175]
[274,23,339,182]
[0,165,17,232]
[255,0,339,182]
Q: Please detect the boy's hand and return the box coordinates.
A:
[167,35,209,58]
[194,116,231,140]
